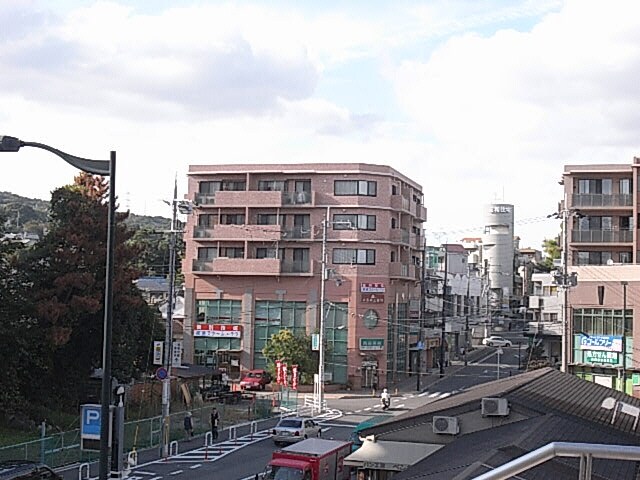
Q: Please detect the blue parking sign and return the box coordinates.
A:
[81,404,102,440]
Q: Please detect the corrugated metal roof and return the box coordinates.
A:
[363,368,640,439]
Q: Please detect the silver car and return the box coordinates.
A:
[482,335,512,347]
[272,417,321,445]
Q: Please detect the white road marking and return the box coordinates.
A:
[169,470,183,475]
[373,404,381,408]
[355,409,362,413]
[418,391,429,397]
[149,477,162,480]
[428,392,440,398]
[364,407,372,411]
[395,404,405,409]
[401,397,408,400]
[440,393,452,399]
[135,472,157,476]
[189,464,201,469]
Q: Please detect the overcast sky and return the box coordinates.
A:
[2,0,639,249]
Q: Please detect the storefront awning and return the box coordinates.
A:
[344,439,442,471]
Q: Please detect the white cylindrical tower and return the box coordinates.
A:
[482,204,514,310]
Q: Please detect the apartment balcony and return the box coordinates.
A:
[390,195,410,214]
[570,229,633,243]
[390,229,410,245]
[282,226,312,240]
[570,193,633,208]
[192,257,313,276]
[193,224,283,241]
[389,262,419,280]
[194,190,315,208]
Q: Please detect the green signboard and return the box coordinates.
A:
[359,338,384,351]
[633,373,640,386]
[585,350,618,365]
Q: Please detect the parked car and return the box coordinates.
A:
[239,369,272,390]
[0,461,61,480]
[272,417,321,445]
[482,335,512,347]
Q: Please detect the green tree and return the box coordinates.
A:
[19,174,163,410]
[540,237,561,272]
[0,215,46,419]
[262,329,318,384]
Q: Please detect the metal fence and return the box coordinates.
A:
[0,400,279,468]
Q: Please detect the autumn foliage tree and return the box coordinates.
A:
[16,173,162,412]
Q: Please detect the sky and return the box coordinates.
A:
[1,0,639,249]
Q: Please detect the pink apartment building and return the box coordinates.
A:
[562,159,640,395]
[181,163,426,389]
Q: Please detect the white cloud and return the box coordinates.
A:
[391,0,640,246]
[1,0,639,250]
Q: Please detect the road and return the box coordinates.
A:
[62,339,529,480]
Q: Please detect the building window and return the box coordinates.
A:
[220,247,244,258]
[620,252,632,263]
[334,180,377,196]
[194,299,242,365]
[222,180,246,191]
[620,178,632,194]
[257,213,285,225]
[576,251,612,265]
[333,214,376,230]
[199,181,221,194]
[253,301,307,370]
[198,214,216,227]
[332,248,375,265]
[577,179,612,194]
[258,180,286,191]
[220,214,245,225]
[256,247,283,259]
[621,216,633,230]
[197,247,217,260]
[573,308,632,337]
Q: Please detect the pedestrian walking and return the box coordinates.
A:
[210,407,220,441]
[184,411,194,439]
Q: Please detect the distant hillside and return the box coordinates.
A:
[0,191,171,235]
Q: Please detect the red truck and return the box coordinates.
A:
[262,438,352,480]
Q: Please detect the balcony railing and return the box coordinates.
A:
[571,229,633,243]
[390,229,410,244]
[195,193,216,205]
[283,226,311,239]
[281,260,311,273]
[192,257,313,275]
[571,193,632,207]
[283,191,312,205]
[389,262,419,280]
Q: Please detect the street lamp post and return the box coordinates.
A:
[0,136,115,480]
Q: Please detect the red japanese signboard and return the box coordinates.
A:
[194,324,243,338]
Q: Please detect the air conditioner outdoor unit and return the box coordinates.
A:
[432,416,459,435]
[482,397,510,417]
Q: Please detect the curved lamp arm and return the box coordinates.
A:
[0,136,110,176]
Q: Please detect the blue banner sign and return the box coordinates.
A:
[579,335,622,352]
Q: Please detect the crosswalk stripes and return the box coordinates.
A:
[154,412,339,464]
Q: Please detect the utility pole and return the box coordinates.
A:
[439,245,448,377]
[161,179,179,457]
[417,241,426,391]
[551,205,578,374]
[465,265,471,367]
[316,207,329,414]
[622,281,628,393]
